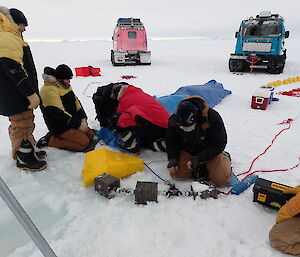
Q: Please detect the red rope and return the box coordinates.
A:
[247,55,259,72]
[219,118,298,196]
[236,118,293,177]
[241,157,300,180]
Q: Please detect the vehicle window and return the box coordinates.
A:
[128,31,137,39]
[242,23,282,37]
[243,25,259,37]
[260,24,282,36]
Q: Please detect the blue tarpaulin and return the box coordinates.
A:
[155,80,231,114]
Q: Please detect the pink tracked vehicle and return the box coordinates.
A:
[111,18,151,66]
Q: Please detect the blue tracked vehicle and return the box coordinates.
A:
[229,11,289,74]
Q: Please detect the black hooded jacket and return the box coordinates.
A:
[92,82,128,128]
[165,96,227,167]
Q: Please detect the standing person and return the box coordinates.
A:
[0,6,47,171]
[110,83,170,154]
[269,185,300,255]
[165,96,232,187]
[37,65,95,151]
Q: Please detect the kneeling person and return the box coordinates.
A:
[37,64,94,151]
[269,185,300,256]
[110,83,170,154]
[165,96,232,187]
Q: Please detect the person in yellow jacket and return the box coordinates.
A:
[269,185,300,255]
[0,6,46,171]
[36,65,95,151]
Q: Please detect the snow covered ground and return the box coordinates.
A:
[1,38,300,257]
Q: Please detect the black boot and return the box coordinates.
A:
[36,132,52,148]
[149,138,167,152]
[35,150,47,159]
[118,130,140,154]
[16,139,47,171]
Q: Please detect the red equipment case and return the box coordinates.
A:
[75,66,101,77]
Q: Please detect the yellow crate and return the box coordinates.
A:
[82,148,144,186]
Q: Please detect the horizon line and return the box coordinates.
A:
[26,35,233,43]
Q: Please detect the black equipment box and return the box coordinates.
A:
[94,173,120,199]
[253,178,294,210]
[135,181,158,205]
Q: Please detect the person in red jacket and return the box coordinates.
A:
[110,84,170,154]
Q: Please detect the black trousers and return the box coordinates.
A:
[115,116,166,149]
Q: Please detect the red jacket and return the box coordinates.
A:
[117,85,170,128]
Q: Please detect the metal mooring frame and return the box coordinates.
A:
[0,176,57,257]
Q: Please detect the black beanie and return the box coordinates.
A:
[44,67,57,76]
[176,101,199,126]
[9,8,28,26]
[112,83,124,99]
[55,64,73,79]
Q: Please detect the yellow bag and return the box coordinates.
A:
[82,148,144,186]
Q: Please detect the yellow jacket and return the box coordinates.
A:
[276,186,300,223]
[0,8,26,65]
[39,74,87,135]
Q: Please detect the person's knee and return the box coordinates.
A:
[269,219,300,255]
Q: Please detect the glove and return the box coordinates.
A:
[111,113,121,128]
[78,118,89,132]
[276,192,300,223]
[27,93,40,109]
[284,185,300,195]
[191,156,206,170]
[81,118,88,126]
[167,159,178,168]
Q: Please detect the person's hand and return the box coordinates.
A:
[168,166,178,177]
[276,188,300,223]
[81,118,88,126]
[284,185,300,195]
[27,93,40,109]
[79,118,89,133]
[111,113,121,128]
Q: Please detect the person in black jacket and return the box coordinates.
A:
[0,6,46,171]
[165,96,232,187]
[92,82,128,128]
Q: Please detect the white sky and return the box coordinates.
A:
[2,0,300,40]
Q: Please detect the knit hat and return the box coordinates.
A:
[9,8,28,26]
[44,67,56,76]
[176,101,199,126]
[111,82,129,99]
[112,84,123,99]
[55,64,73,79]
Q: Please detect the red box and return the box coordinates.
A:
[90,67,101,77]
[75,67,90,77]
[75,66,101,77]
[251,86,273,110]
[251,95,269,110]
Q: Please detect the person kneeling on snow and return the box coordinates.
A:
[36,64,94,151]
[269,185,300,255]
[165,96,232,187]
[110,83,170,154]
[92,82,128,128]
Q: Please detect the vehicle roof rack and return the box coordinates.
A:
[117,18,144,27]
[254,11,284,22]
